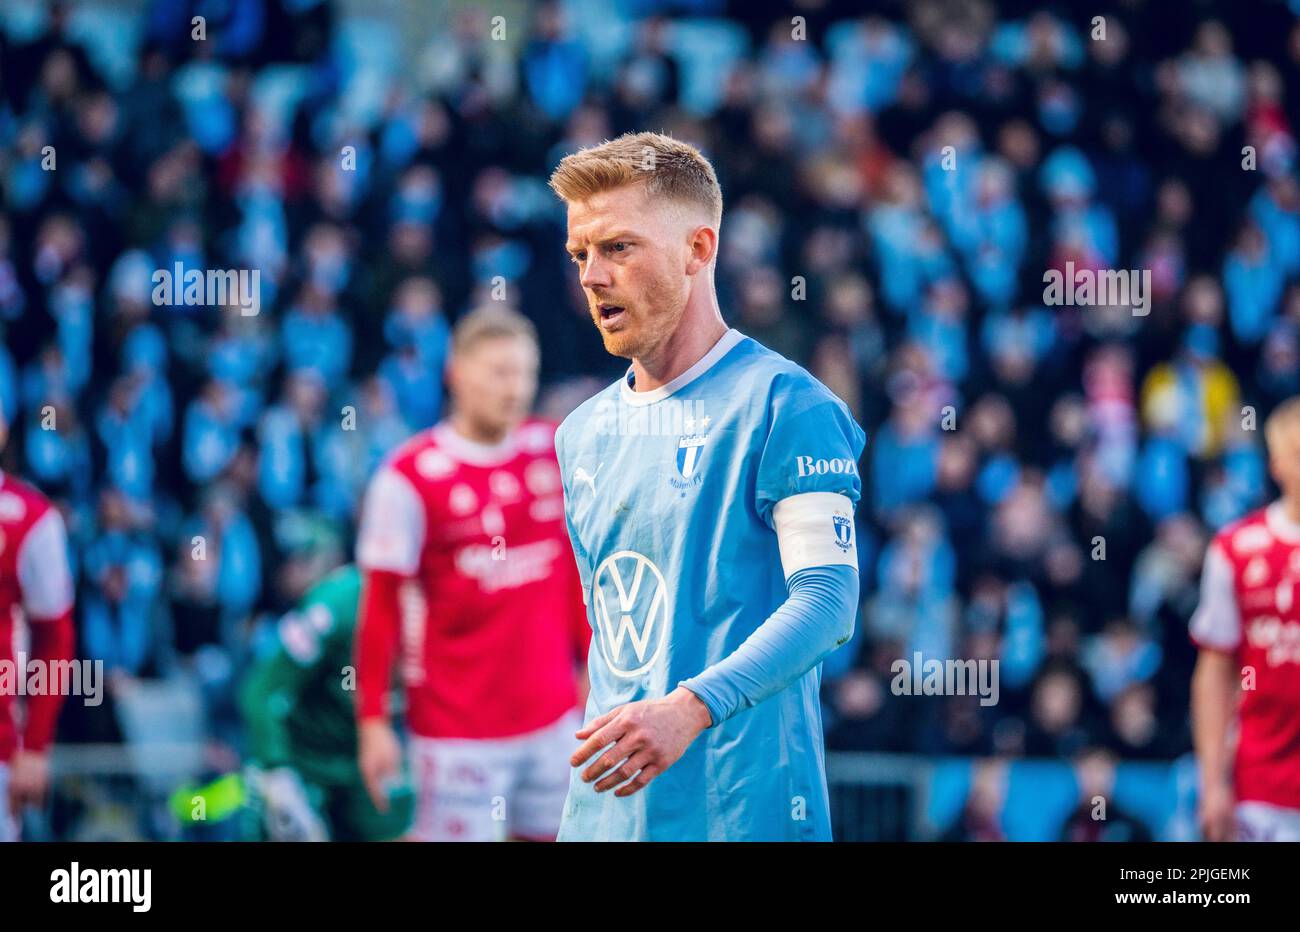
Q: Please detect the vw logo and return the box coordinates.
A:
[591,550,671,678]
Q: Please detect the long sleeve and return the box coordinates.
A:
[22,609,74,752]
[355,569,403,720]
[354,466,425,719]
[679,563,858,726]
[681,413,865,726]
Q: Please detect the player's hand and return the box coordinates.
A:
[259,767,329,842]
[1198,781,1236,842]
[359,718,401,813]
[8,749,51,812]
[570,686,713,797]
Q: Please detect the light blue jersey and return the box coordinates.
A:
[555,328,866,841]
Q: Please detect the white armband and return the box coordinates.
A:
[771,492,859,579]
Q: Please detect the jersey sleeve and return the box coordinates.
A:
[1189,541,1241,652]
[275,599,339,667]
[17,506,74,620]
[356,466,426,575]
[555,421,592,599]
[355,568,404,720]
[754,373,867,530]
[563,531,593,661]
[680,562,859,726]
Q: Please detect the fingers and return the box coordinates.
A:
[361,754,393,812]
[570,717,627,768]
[574,706,620,740]
[581,733,640,783]
[359,724,397,813]
[614,764,661,798]
[593,750,652,793]
[1199,806,1234,842]
[9,771,44,811]
[362,774,387,812]
[578,720,642,780]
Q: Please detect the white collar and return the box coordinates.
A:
[433,422,518,466]
[620,328,744,407]
[1267,501,1300,544]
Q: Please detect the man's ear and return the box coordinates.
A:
[685,224,718,275]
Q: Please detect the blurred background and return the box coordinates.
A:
[2,0,1298,840]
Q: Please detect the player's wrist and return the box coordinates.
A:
[1202,776,1233,799]
[669,686,714,731]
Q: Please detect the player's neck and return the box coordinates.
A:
[446,413,510,448]
[631,310,728,393]
[1283,496,1300,525]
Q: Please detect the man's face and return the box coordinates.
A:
[565,184,693,359]
[1269,426,1300,499]
[451,334,538,436]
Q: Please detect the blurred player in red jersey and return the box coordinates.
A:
[354,307,590,841]
[0,409,76,842]
[1192,395,1300,841]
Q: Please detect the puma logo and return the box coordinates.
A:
[573,463,602,496]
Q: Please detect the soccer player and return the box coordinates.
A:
[240,562,414,841]
[0,410,76,842]
[354,307,590,841]
[1192,395,1300,841]
[549,132,865,841]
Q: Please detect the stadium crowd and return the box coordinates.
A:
[2,0,1299,837]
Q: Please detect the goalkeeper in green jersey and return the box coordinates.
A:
[240,564,413,841]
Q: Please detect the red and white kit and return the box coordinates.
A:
[356,420,590,840]
[1191,501,1300,841]
[0,472,75,843]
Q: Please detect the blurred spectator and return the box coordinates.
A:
[81,490,163,678]
[1058,747,1154,841]
[941,759,1008,842]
